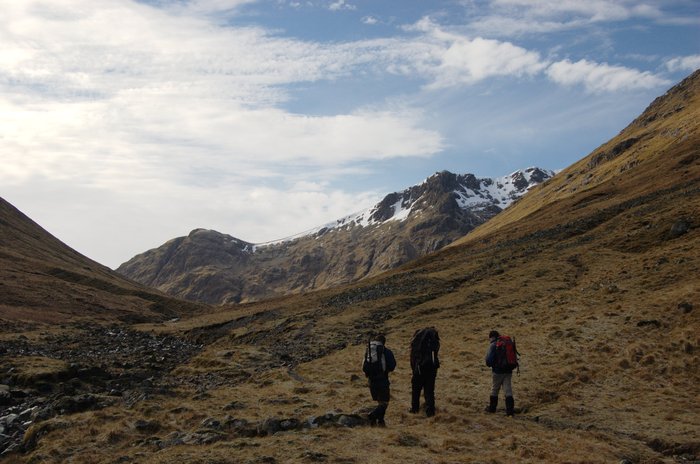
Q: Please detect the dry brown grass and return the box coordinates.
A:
[10,220,698,462]
[4,357,72,386]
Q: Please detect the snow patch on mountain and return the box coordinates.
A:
[253,167,554,250]
[388,198,413,222]
[457,167,554,210]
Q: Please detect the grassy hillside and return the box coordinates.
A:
[456,69,700,246]
[0,197,208,326]
[1,71,698,463]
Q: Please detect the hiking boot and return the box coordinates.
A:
[377,420,386,428]
[425,407,435,417]
[485,396,498,413]
[408,408,419,414]
[367,412,377,426]
[505,396,515,416]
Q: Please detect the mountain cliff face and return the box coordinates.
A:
[117,168,553,304]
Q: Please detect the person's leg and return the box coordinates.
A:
[503,374,514,416]
[377,386,390,426]
[486,373,504,413]
[491,373,505,397]
[376,401,388,426]
[424,370,436,417]
[410,372,422,413]
[502,374,513,397]
[368,383,380,425]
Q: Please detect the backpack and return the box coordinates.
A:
[494,335,519,371]
[410,327,440,372]
[363,340,387,378]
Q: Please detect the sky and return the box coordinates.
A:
[1,0,699,269]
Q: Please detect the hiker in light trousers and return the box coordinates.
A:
[485,330,517,416]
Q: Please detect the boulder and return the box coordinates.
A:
[669,218,691,238]
[200,417,222,430]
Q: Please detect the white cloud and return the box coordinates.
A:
[465,0,668,37]
[0,2,445,179]
[0,99,443,189]
[147,0,261,19]
[546,59,670,93]
[362,16,378,25]
[329,0,356,11]
[666,55,700,73]
[429,36,546,88]
[395,18,547,88]
[463,15,579,36]
[0,1,387,106]
[491,0,655,21]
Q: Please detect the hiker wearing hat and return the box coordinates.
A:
[362,333,396,427]
[485,330,519,416]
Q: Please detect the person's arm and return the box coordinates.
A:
[386,349,397,373]
[433,337,440,368]
[485,343,495,367]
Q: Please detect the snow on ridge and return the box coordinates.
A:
[459,167,555,210]
[388,197,413,222]
[252,167,552,251]
[252,206,378,251]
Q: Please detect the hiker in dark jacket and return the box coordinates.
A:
[362,333,396,427]
[409,327,440,417]
[485,330,516,416]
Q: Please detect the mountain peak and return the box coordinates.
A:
[117,166,553,304]
[321,167,554,234]
[187,228,254,251]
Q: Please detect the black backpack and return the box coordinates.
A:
[410,327,440,372]
[363,339,386,378]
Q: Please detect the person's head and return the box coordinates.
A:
[374,333,386,344]
[488,330,499,341]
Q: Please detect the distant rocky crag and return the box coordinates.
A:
[117,168,554,304]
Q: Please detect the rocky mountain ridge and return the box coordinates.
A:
[117,167,553,304]
[274,167,554,240]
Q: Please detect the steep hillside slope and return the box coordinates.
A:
[117,168,553,305]
[1,72,698,463]
[0,197,207,325]
[456,69,700,246]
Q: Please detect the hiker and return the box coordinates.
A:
[485,330,518,416]
[362,333,396,427]
[409,327,440,417]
